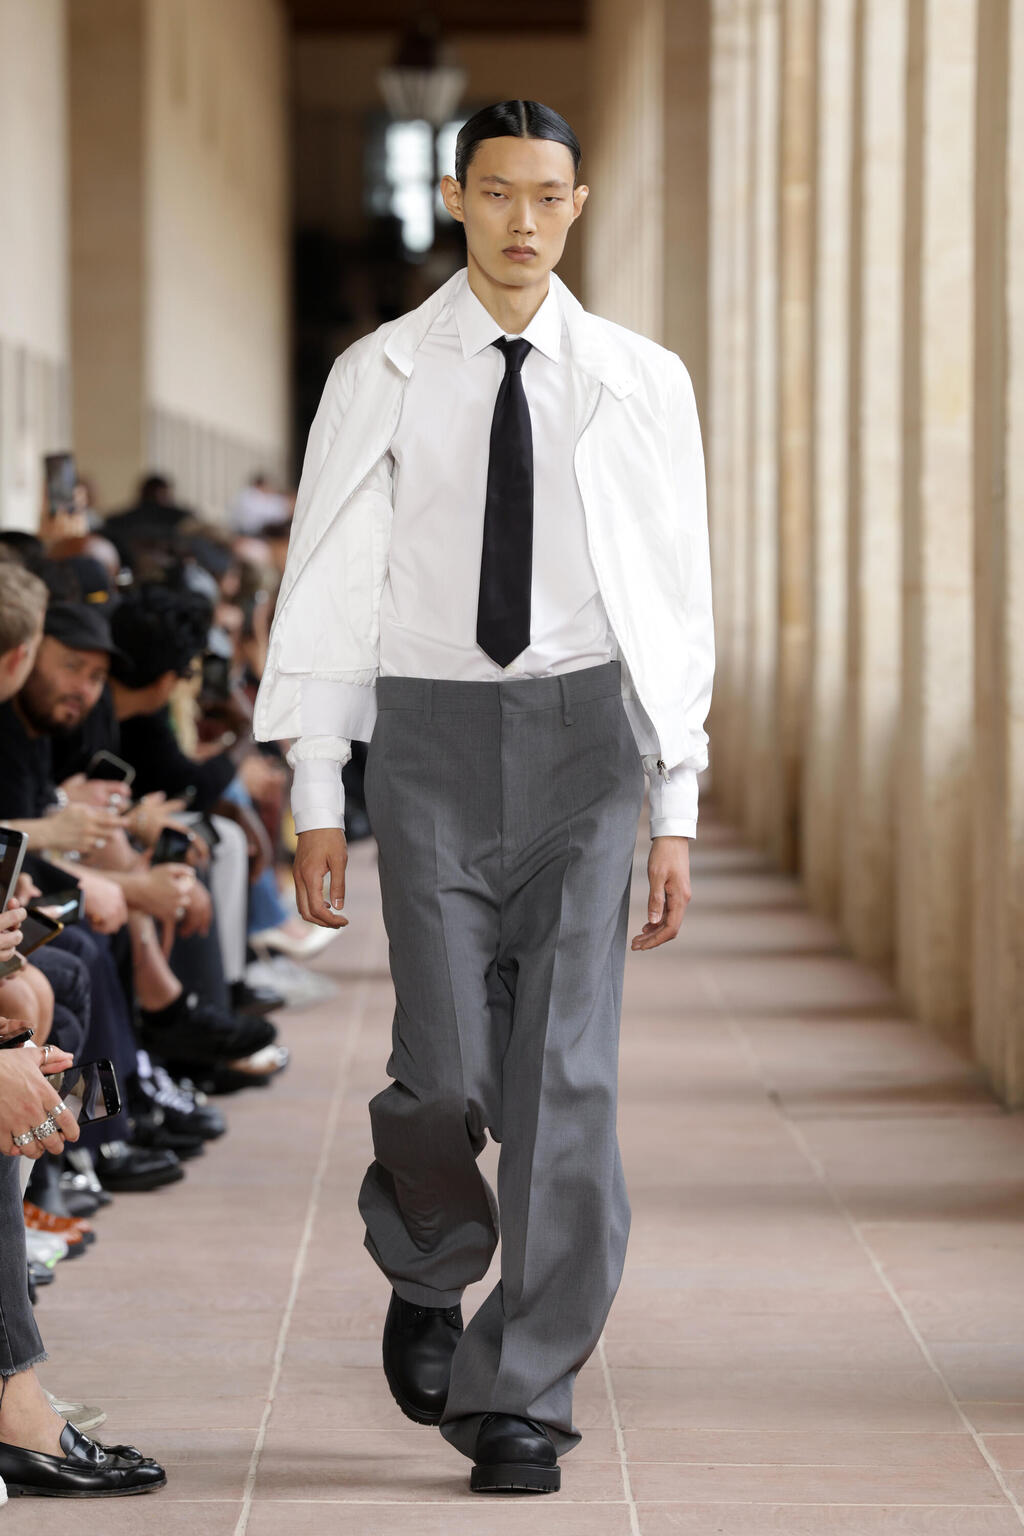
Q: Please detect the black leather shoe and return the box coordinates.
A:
[93,1142,185,1193]
[0,1421,167,1497]
[470,1413,561,1494]
[230,979,286,1017]
[382,1291,463,1425]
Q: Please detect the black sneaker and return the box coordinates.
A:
[93,1142,185,1193]
[133,1064,227,1141]
[138,992,277,1063]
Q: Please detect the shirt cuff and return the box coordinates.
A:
[647,763,699,840]
[290,753,348,834]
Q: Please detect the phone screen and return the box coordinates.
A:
[49,1060,121,1125]
[0,828,28,910]
[152,828,193,865]
[87,750,136,786]
[18,909,63,957]
[28,890,83,925]
[44,452,77,517]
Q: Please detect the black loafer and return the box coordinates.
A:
[382,1290,463,1425]
[470,1413,561,1494]
[0,1421,167,1497]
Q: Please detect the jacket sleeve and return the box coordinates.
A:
[669,355,715,779]
[253,351,379,747]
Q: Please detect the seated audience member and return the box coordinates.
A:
[0,599,276,1093]
[0,568,165,1500]
[101,473,190,563]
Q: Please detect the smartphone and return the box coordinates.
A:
[48,1060,121,1125]
[192,814,221,850]
[0,827,28,911]
[27,889,84,925]
[201,652,232,700]
[87,750,136,789]
[151,826,194,865]
[0,1029,35,1050]
[44,452,77,518]
[18,909,63,958]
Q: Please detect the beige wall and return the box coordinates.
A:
[145,0,289,490]
[70,0,289,515]
[0,0,70,529]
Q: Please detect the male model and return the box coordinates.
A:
[255,99,714,1495]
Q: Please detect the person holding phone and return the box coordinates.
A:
[0,899,25,970]
[0,1040,166,1497]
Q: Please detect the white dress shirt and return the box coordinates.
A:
[289,277,699,838]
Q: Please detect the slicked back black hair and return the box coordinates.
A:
[454,100,582,187]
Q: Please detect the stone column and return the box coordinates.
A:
[841,0,906,966]
[743,0,781,847]
[897,0,976,1043]
[706,0,739,817]
[803,0,855,916]
[68,0,146,507]
[662,0,710,419]
[774,0,816,870]
[973,0,1023,1104]
[720,0,754,826]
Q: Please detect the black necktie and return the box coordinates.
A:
[476,336,534,667]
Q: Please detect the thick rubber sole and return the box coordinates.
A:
[5,1475,167,1498]
[470,1462,561,1494]
[381,1359,444,1426]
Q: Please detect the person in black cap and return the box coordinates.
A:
[0,603,122,825]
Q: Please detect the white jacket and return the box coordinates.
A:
[254,268,714,821]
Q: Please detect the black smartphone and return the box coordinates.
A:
[201,652,231,700]
[49,1060,121,1125]
[44,452,77,518]
[27,889,84,925]
[0,827,28,911]
[18,909,63,957]
[151,826,194,865]
[192,814,221,850]
[86,750,136,788]
[0,1029,35,1050]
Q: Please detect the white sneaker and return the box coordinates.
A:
[24,1229,68,1268]
[43,1389,107,1433]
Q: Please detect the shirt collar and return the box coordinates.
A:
[453,276,562,364]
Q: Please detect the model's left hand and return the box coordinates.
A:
[631,836,691,950]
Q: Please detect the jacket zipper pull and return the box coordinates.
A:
[656,759,671,783]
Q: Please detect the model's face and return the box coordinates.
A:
[19,637,109,732]
[441,137,588,289]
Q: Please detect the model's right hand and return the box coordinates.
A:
[294,830,349,928]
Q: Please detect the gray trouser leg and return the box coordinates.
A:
[359,661,643,1459]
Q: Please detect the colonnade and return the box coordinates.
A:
[703,0,1024,1103]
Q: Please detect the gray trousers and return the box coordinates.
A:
[358,660,643,1458]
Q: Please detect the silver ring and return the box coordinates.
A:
[174,905,186,920]
[12,1130,36,1148]
[51,1099,67,1117]
[40,1045,53,1063]
[31,1116,59,1141]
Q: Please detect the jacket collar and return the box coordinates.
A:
[382,267,637,399]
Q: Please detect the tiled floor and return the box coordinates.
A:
[8,810,1024,1533]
